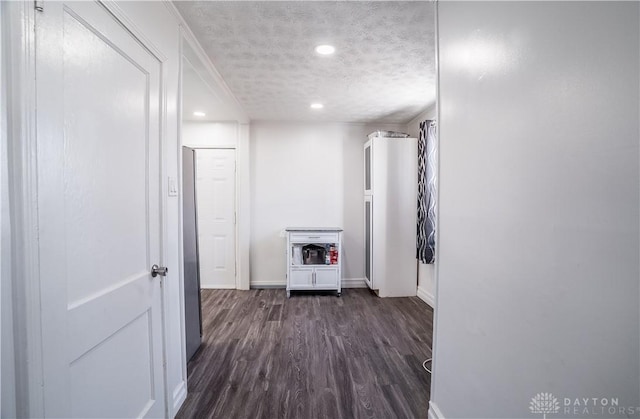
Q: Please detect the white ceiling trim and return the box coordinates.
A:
[165,0,250,123]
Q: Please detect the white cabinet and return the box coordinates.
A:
[314,267,339,287]
[289,267,314,288]
[364,134,418,297]
[286,228,342,298]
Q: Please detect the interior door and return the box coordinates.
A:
[195,149,236,288]
[35,2,165,417]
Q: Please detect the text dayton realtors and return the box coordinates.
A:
[563,397,638,416]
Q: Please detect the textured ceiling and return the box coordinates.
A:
[175,1,436,123]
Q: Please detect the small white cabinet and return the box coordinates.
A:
[285,228,343,298]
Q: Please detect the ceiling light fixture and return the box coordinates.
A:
[310,103,324,109]
[315,45,335,55]
[193,111,206,117]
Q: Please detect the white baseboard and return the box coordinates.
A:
[200,285,236,289]
[428,401,444,419]
[250,278,367,289]
[342,278,368,288]
[416,285,435,308]
[250,281,286,288]
[172,380,187,416]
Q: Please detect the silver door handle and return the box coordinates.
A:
[151,264,168,277]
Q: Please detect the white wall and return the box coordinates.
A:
[406,105,436,136]
[183,121,239,148]
[406,104,437,307]
[250,121,405,287]
[431,2,639,418]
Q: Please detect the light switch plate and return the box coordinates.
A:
[168,177,178,197]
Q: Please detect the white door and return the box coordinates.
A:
[35,2,165,417]
[195,149,236,288]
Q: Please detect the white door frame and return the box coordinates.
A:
[429,4,441,417]
[3,2,44,416]
[4,1,172,416]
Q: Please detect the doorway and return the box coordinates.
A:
[181,146,237,361]
[179,32,250,365]
[194,148,237,289]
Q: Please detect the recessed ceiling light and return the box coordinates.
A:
[193,111,206,117]
[310,103,324,109]
[315,45,335,55]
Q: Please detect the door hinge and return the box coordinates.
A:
[35,0,44,12]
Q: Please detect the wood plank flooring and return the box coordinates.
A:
[176,288,433,419]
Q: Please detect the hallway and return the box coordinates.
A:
[177,289,433,419]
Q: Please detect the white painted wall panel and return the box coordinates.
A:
[63,13,149,304]
[432,2,640,418]
[69,313,153,418]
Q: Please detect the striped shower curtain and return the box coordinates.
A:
[417,120,437,264]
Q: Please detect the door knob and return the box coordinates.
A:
[151,264,168,278]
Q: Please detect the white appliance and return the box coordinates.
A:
[182,147,202,361]
[364,133,418,297]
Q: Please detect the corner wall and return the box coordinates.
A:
[249,121,405,288]
[431,2,640,418]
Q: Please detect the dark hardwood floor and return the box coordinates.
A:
[176,288,433,419]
